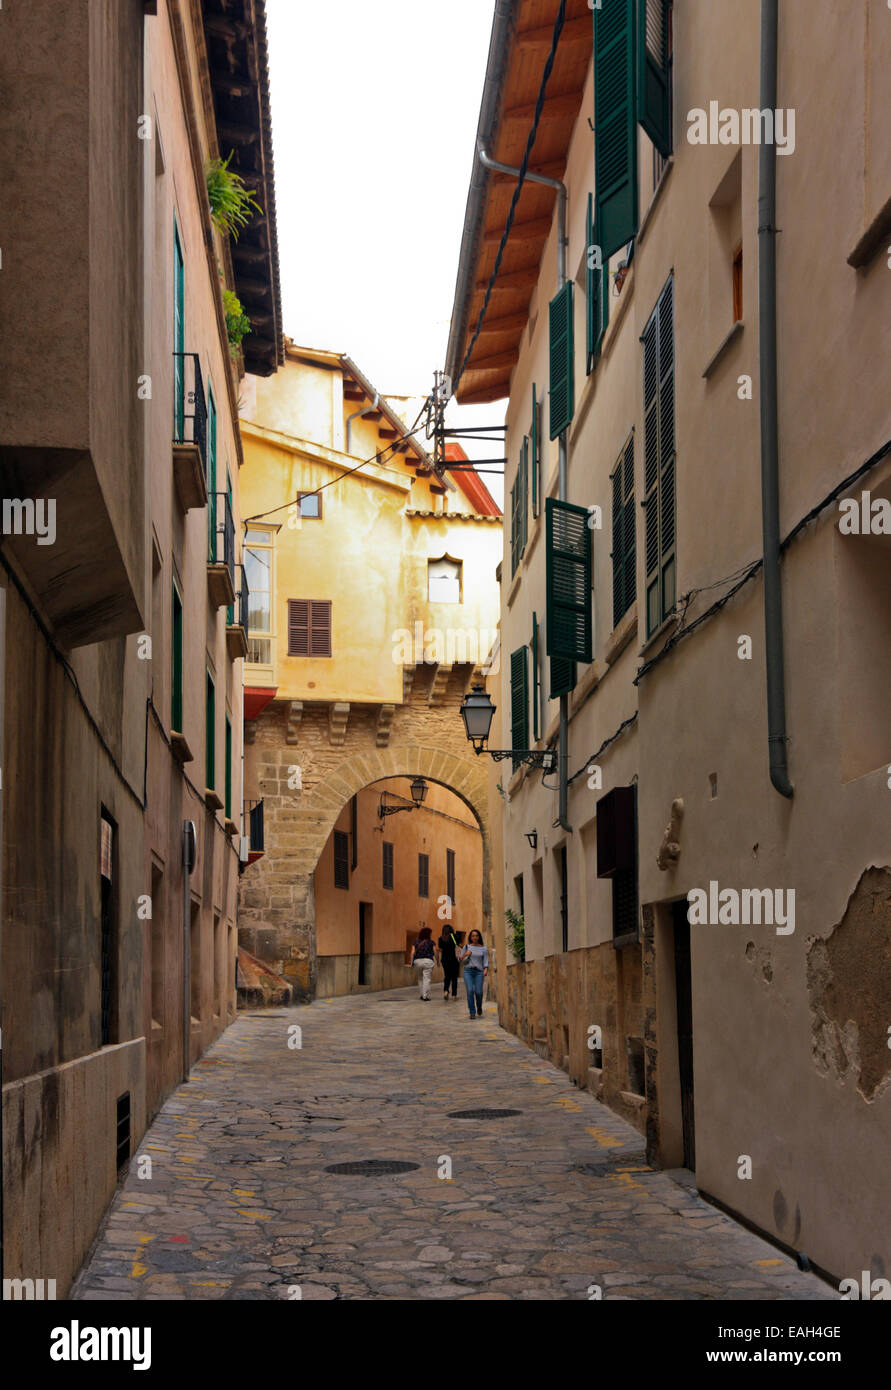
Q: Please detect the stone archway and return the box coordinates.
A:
[239,740,491,1001]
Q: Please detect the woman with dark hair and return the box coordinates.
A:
[411,925,436,1001]
[438,926,460,1001]
[457,929,488,1019]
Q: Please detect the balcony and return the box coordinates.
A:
[207,491,235,609]
[226,564,250,660]
[241,798,265,866]
[172,352,208,512]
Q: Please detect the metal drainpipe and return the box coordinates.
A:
[346,392,380,455]
[476,143,572,830]
[758,0,793,798]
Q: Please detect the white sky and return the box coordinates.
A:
[265,0,506,507]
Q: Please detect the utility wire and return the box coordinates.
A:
[634,436,891,686]
[243,402,430,525]
[453,0,567,392]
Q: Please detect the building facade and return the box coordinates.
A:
[237,345,502,999]
[446,0,890,1281]
[0,0,280,1296]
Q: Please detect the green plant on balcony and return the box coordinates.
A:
[505,908,525,963]
[223,289,251,356]
[206,151,263,238]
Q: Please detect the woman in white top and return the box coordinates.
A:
[457,930,489,1019]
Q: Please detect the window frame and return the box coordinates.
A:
[382,840,394,891]
[333,830,350,890]
[244,526,275,670]
[288,599,332,658]
[418,852,429,899]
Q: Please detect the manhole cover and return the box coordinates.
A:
[324,1159,420,1176]
[446,1108,522,1119]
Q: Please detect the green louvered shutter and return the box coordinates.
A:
[510,474,520,576]
[642,275,676,636]
[531,612,540,740]
[510,646,529,772]
[521,436,529,554]
[586,194,610,374]
[546,497,592,667]
[531,385,540,517]
[594,0,638,260]
[549,653,576,700]
[637,0,671,157]
[611,433,636,629]
[549,281,574,439]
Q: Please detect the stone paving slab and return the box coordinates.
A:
[72,988,835,1301]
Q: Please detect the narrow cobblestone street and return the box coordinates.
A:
[73,989,834,1302]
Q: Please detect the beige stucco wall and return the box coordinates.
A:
[491,0,890,1281]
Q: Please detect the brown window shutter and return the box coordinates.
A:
[288,599,309,655]
[310,600,332,657]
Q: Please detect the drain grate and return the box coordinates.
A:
[447,1108,522,1119]
[325,1159,420,1176]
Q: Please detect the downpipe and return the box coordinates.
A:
[476,143,572,830]
[758,0,793,797]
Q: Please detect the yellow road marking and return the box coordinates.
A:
[585,1125,623,1148]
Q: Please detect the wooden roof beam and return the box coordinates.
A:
[502,91,582,125]
[482,217,553,248]
[466,347,519,373]
[472,267,538,293]
[514,14,592,51]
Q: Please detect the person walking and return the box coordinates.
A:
[458,929,488,1019]
[438,927,460,1001]
[411,926,436,1001]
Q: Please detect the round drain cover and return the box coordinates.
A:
[447,1108,522,1119]
[324,1159,420,1176]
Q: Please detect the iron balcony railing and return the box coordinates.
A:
[237,563,250,630]
[244,798,264,853]
[172,352,207,473]
[209,491,235,590]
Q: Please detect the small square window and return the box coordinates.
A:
[298,493,321,519]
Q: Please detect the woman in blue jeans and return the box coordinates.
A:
[458,930,489,1018]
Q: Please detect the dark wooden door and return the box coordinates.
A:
[358,902,367,986]
[672,902,695,1170]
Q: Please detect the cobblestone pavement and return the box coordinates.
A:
[73,987,835,1301]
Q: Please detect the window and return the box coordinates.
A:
[546,498,592,695]
[173,217,185,438]
[549,281,574,438]
[225,715,232,818]
[333,830,349,889]
[530,611,541,740]
[732,245,743,324]
[418,852,429,898]
[226,470,235,625]
[205,671,215,790]
[171,583,183,731]
[637,0,672,158]
[446,848,456,905]
[586,192,609,374]
[510,442,528,576]
[244,527,274,665]
[558,844,569,953]
[297,492,321,518]
[510,645,528,772]
[150,863,164,1030]
[207,385,217,562]
[288,599,332,657]
[428,557,462,603]
[611,433,636,628]
[593,0,638,260]
[382,840,394,891]
[531,385,540,517]
[100,811,116,1046]
[642,275,676,636]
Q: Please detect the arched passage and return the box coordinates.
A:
[239,742,491,1001]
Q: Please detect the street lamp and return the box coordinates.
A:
[459,684,557,773]
[378,777,429,818]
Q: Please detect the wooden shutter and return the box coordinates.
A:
[531,611,540,740]
[546,498,592,664]
[510,645,528,771]
[310,600,332,656]
[520,436,529,554]
[594,0,638,260]
[334,830,349,889]
[446,848,456,905]
[205,672,215,790]
[549,281,574,439]
[418,853,429,897]
[637,0,671,158]
[549,654,576,699]
[642,276,676,636]
[382,840,394,890]
[510,473,520,576]
[611,433,636,628]
[288,599,332,655]
[171,585,183,731]
[531,385,539,517]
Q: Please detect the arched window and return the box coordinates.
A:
[428,556,462,604]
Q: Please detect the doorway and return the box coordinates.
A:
[358,901,372,986]
[671,900,695,1169]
